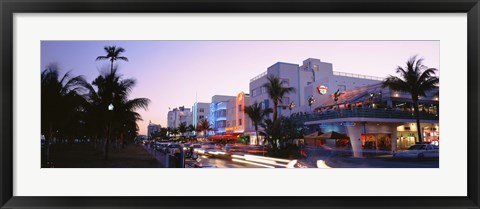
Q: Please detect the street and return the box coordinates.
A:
[143,144,438,168]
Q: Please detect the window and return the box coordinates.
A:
[199,115,204,119]
[252,88,258,97]
[199,108,204,113]
[239,119,242,126]
[261,86,267,94]
[238,105,242,112]
[281,79,289,86]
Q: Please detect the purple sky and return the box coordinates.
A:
[41,41,439,135]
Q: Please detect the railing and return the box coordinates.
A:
[250,71,267,82]
[291,108,439,123]
[333,71,384,81]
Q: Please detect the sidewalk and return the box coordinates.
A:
[142,145,167,167]
[48,144,164,168]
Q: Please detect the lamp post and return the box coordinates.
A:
[308,96,316,112]
[105,103,114,160]
[288,101,295,115]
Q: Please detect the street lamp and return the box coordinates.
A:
[105,103,114,160]
[288,101,295,115]
[308,96,316,111]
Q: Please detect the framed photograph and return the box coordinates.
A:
[1,0,479,208]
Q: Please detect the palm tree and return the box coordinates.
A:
[187,124,196,137]
[96,46,128,74]
[88,68,150,159]
[243,102,272,145]
[41,64,88,161]
[178,122,187,138]
[113,98,149,147]
[382,56,439,144]
[262,75,296,121]
[159,127,168,139]
[260,118,283,150]
[171,128,179,140]
[197,119,212,138]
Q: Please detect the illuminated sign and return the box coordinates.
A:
[317,85,328,95]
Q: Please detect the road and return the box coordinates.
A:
[186,155,266,168]
[305,148,439,168]
[143,145,264,168]
[144,144,438,168]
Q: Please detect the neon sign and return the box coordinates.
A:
[317,85,328,95]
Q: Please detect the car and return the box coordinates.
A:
[393,144,439,159]
[155,142,169,151]
[165,143,181,154]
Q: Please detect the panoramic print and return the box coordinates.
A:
[41,41,439,168]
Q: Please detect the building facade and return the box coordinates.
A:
[147,121,161,139]
[249,58,382,118]
[225,92,253,135]
[167,106,192,129]
[295,83,439,157]
[209,95,236,134]
[192,102,211,128]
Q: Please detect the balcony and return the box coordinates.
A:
[291,108,439,123]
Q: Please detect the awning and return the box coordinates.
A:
[303,131,324,140]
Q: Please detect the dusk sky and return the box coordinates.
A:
[41,41,439,135]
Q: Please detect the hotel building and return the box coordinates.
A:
[208,93,254,141]
[147,121,161,139]
[167,106,192,129]
[209,95,236,134]
[249,58,438,155]
[192,102,211,128]
[249,58,381,118]
[295,83,439,157]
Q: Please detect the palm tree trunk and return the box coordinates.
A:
[104,127,110,160]
[273,101,278,121]
[110,60,114,74]
[414,100,423,144]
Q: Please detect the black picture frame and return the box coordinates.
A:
[1,0,479,208]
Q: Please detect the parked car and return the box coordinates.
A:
[393,144,439,159]
[155,142,169,151]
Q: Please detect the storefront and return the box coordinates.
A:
[361,134,391,150]
[423,125,440,145]
[396,132,418,150]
